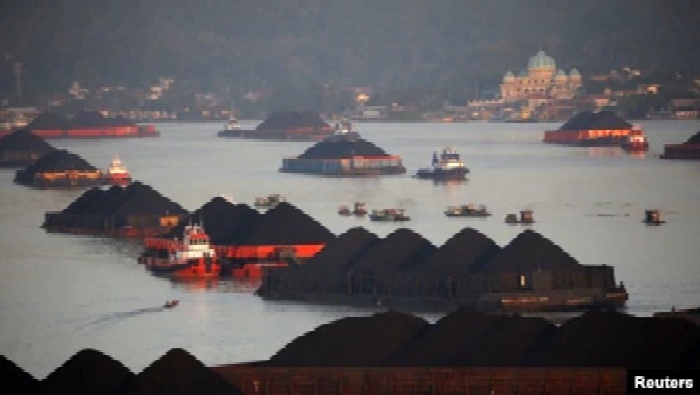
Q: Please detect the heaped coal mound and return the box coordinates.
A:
[40,349,134,395]
[297,137,390,159]
[448,315,555,367]
[239,202,335,245]
[14,149,98,184]
[385,307,503,366]
[559,111,632,130]
[0,129,55,153]
[256,111,329,130]
[472,229,580,273]
[267,311,429,367]
[61,187,107,214]
[412,227,500,275]
[1,355,39,395]
[303,227,380,272]
[349,229,437,272]
[105,182,187,216]
[69,111,135,127]
[25,112,69,130]
[526,312,700,368]
[684,131,700,145]
[60,182,187,217]
[121,348,242,395]
[162,198,263,246]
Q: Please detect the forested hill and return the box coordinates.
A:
[0,0,699,94]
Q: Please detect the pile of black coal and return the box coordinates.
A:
[0,129,55,164]
[69,111,136,127]
[411,227,500,275]
[163,197,255,244]
[349,228,436,273]
[525,312,700,368]
[296,136,390,159]
[238,202,335,245]
[267,311,429,367]
[14,149,98,184]
[24,112,69,130]
[121,348,242,395]
[301,227,380,273]
[60,182,186,217]
[385,307,503,366]
[256,111,329,130]
[683,131,700,145]
[39,349,134,395]
[265,227,380,293]
[471,229,580,273]
[1,355,39,395]
[447,315,555,367]
[559,111,632,130]
[107,182,187,217]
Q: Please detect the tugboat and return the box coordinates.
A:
[445,204,491,217]
[338,202,368,217]
[104,155,132,186]
[254,194,285,208]
[223,116,240,131]
[621,134,649,153]
[369,209,410,222]
[414,147,470,181]
[505,210,535,225]
[338,205,351,216]
[643,209,665,225]
[145,222,221,279]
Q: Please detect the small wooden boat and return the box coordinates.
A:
[369,208,410,222]
[352,202,368,216]
[643,209,665,225]
[164,300,179,309]
[338,205,351,216]
[505,210,534,225]
[254,194,285,208]
[445,204,491,217]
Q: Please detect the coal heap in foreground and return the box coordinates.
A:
[266,309,700,368]
[40,349,134,395]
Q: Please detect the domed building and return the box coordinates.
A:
[499,50,582,102]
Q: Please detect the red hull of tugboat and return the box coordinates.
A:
[105,175,132,187]
[621,141,649,152]
[145,257,221,279]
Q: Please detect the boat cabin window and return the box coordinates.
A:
[519,274,527,289]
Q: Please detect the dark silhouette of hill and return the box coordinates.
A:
[39,349,134,395]
[0,355,39,395]
[0,0,699,92]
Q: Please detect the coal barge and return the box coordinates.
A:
[661,130,700,160]
[217,111,334,141]
[0,111,159,139]
[257,228,628,313]
[280,120,406,176]
[543,111,646,147]
[0,129,55,167]
[14,149,105,188]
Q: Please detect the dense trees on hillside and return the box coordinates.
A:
[0,0,698,97]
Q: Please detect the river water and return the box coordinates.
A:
[1,120,699,378]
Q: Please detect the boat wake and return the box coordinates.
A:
[76,306,169,334]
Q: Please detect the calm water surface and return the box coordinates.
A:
[1,120,699,378]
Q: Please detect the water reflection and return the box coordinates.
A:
[169,278,262,293]
[581,147,648,159]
